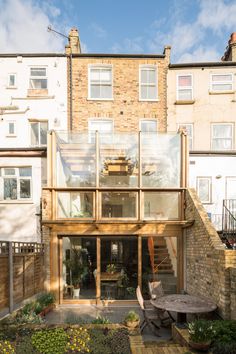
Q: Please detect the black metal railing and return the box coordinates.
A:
[222,199,236,248]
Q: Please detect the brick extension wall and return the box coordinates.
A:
[185,188,236,319]
[69,56,169,132]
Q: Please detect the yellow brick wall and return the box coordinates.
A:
[69,56,169,132]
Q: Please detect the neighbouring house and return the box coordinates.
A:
[0,54,67,242]
[167,33,236,242]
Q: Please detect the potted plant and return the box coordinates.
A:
[106,263,116,274]
[63,247,87,299]
[188,319,213,351]
[124,310,140,328]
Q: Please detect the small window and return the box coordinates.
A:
[1,167,32,201]
[88,66,112,99]
[29,67,47,89]
[88,119,113,143]
[30,121,48,146]
[210,74,233,92]
[177,75,193,100]
[140,120,157,132]
[211,123,233,150]
[8,74,16,88]
[139,65,158,100]
[101,192,137,218]
[197,177,211,203]
[7,121,16,136]
[177,123,193,150]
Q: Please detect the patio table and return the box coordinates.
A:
[151,294,217,323]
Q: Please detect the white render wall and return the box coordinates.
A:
[0,157,44,242]
[0,55,67,148]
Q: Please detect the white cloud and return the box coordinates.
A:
[177,47,220,63]
[89,23,107,38]
[0,0,65,52]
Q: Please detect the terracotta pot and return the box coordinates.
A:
[39,304,55,317]
[189,340,211,351]
[125,319,140,328]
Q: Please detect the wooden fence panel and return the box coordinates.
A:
[13,256,24,304]
[0,257,9,310]
[34,254,44,293]
[24,255,35,298]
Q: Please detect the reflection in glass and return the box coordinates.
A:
[56,132,96,187]
[99,133,138,187]
[58,192,93,218]
[141,133,180,187]
[144,192,180,220]
[142,237,177,297]
[102,192,137,218]
[62,237,97,299]
[101,237,138,300]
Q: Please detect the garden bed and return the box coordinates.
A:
[0,323,134,354]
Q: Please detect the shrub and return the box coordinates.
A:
[15,311,44,324]
[88,328,112,354]
[211,320,236,343]
[91,316,111,324]
[124,310,140,323]
[188,319,214,343]
[37,292,55,307]
[66,327,90,353]
[108,328,131,354]
[16,336,39,354]
[212,341,236,354]
[31,328,68,354]
[0,340,15,353]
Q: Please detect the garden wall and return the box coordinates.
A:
[0,241,45,317]
[185,189,236,319]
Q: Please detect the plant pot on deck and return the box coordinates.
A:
[73,288,80,299]
[189,340,211,352]
[39,304,55,317]
[125,320,140,329]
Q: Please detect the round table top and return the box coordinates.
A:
[151,294,217,314]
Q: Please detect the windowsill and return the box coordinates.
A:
[6,86,17,89]
[209,90,235,95]
[175,100,195,105]
[87,98,114,101]
[0,200,33,204]
[6,135,17,138]
[139,98,160,102]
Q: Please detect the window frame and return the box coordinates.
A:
[29,120,48,146]
[139,119,157,132]
[176,74,193,101]
[88,119,114,143]
[196,176,212,204]
[210,73,233,92]
[100,191,138,220]
[177,123,193,150]
[1,167,32,201]
[211,123,234,150]
[7,73,17,88]
[139,65,158,101]
[88,65,113,100]
[6,121,16,137]
[29,67,47,90]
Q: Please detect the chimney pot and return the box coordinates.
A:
[230,32,236,44]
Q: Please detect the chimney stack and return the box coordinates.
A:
[221,32,236,61]
[65,27,81,54]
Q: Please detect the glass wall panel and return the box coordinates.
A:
[99,133,138,187]
[56,132,96,187]
[57,192,93,218]
[101,192,137,218]
[141,133,181,187]
[142,237,177,297]
[62,237,97,299]
[144,192,180,220]
[101,237,138,300]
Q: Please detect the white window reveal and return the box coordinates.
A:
[29,67,47,89]
[6,121,16,136]
[88,120,113,143]
[8,73,17,88]
[197,177,211,203]
[210,74,233,92]
[177,75,193,100]
[89,66,112,99]
[30,121,48,146]
[1,167,32,201]
[140,65,158,100]
[140,120,157,132]
[178,123,193,150]
[211,124,233,150]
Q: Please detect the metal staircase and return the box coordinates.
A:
[222,199,236,248]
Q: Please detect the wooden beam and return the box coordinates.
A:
[138,236,142,291]
[96,237,101,303]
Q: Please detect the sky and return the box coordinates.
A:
[0,0,236,63]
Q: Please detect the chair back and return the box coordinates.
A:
[148,281,164,300]
[136,286,145,310]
